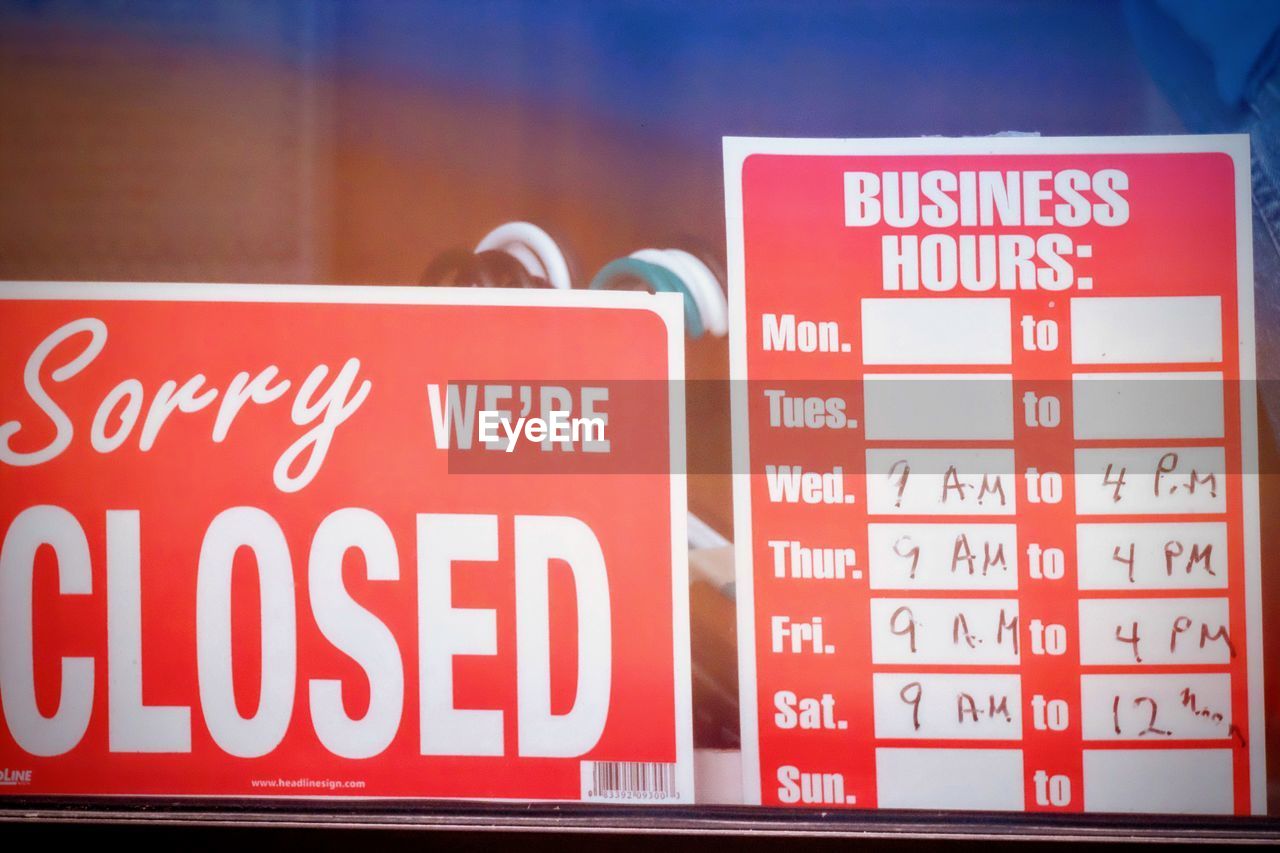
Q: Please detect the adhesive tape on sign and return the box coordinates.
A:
[629,249,727,337]
[665,249,728,337]
[591,257,705,338]
[476,222,573,290]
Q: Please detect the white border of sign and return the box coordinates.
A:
[0,281,694,803]
[723,134,1264,813]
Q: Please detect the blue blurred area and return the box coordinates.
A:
[0,0,1183,146]
[349,0,1182,139]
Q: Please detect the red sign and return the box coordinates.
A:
[726,136,1264,814]
[0,283,692,802]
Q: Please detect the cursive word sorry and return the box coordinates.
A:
[0,318,370,492]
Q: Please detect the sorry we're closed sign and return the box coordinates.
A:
[0,283,692,802]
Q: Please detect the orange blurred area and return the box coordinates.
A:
[0,7,737,527]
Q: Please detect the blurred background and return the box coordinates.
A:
[0,0,1185,537]
[13,0,1274,795]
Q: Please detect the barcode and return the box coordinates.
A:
[581,760,679,802]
